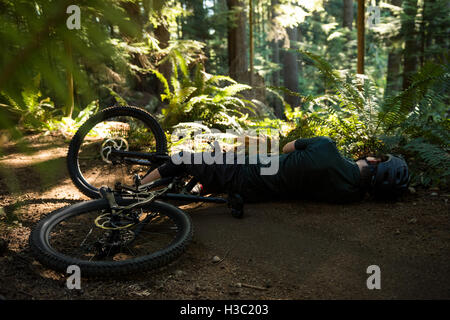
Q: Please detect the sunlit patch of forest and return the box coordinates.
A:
[0,0,448,189]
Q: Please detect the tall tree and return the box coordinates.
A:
[401,0,418,90]
[343,0,353,29]
[356,0,365,75]
[153,0,172,92]
[227,0,248,82]
[249,0,254,85]
[64,39,74,118]
[385,0,403,97]
[282,27,300,108]
[270,0,283,118]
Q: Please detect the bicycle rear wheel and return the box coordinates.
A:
[29,198,192,277]
[67,106,167,199]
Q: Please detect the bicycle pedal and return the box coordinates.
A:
[228,193,244,219]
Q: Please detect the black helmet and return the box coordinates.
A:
[370,154,410,199]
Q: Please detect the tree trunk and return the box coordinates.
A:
[282,27,300,108]
[401,0,418,90]
[64,39,74,118]
[385,49,403,97]
[357,0,365,75]
[153,0,171,93]
[418,0,427,67]
[249,0,254,85]
[270,0,283,118]
[227,0,248,82]
[343,0,353,29]
[120,1,142,40]
[155,23,171,86]
[385,0,403,98]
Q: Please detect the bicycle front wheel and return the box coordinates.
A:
[29,199,192,278]
[67,106,167,199]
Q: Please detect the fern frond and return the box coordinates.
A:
[405,137,450,174]
[147,68,171,100]
[378,61,445,130]
[215,83,251,99]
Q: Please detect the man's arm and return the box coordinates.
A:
[282,137,330,153]
[282,140,297,153]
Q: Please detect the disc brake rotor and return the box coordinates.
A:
[94,212,135,230]
[100,137,129,164]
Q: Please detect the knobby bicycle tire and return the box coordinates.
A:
[67,106,167,199]
[29,199,192,278]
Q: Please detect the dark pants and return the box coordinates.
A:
[156,152,245,195]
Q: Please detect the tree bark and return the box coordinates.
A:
[401,0,418,90]
[343,0,353,29]
[227,0,248,82]
[282,27,300,108]
[153,0,171,92]
[385,49,402,97]
[249,0,254,85]
[270,0,283,118]
[154,23,171,85]
[357,0,365,75]
[385,0,403,97]
[64,39,74,118]
[120,1,142,40]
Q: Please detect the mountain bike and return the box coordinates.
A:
[29,106,244,277]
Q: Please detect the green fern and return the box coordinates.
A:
[377,62,446,131]
[150,52,252,129]
[285,51,449,187]
[403,138,450,187]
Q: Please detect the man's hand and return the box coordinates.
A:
[282,140,296,153]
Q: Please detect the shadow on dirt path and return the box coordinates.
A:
[187,200,450,299]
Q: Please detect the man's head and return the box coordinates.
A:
[357,154,410,199]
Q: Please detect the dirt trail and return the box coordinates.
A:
[0,133,449,299]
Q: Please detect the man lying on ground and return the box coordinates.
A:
[140,136,410,203]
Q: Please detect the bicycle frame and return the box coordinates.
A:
[108,149,228,206]
[105,145,243,218]
[110,148,170,166]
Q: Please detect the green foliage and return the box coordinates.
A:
[403,138,450,187]
[0,0,137,111]
[284,50,449,188]
[45,100,99,136]
[0,79,57,131]
[379,65,450,187]
[150,52,253,131]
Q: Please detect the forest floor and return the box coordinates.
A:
[0,132,449,300]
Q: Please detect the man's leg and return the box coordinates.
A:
[141,156,188,185]
[140,151,243,195]
[141,168,161,185]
